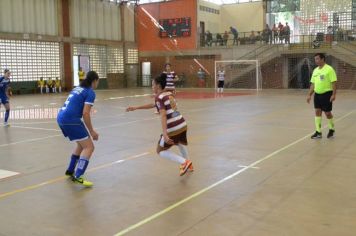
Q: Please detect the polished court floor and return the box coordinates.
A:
[0,88,356,236]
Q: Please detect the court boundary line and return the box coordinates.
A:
[0,152,150,199]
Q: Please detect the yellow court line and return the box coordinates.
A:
[0,152,150,199]
[114,110,356,236]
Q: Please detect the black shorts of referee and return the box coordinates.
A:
[314,91,333,112]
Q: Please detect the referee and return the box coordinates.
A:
[307,53,337,139]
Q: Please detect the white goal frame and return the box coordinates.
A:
[214,60,262,91]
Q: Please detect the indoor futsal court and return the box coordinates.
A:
[1,89,356,235]
[1,0,356,235]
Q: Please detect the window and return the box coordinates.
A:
[0,40,60,81]
[73,44,124,78]
[127,48,138,64]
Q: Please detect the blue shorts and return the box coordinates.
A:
[58,121,89,142]
[0,95,9,105]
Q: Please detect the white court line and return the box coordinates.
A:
[0,170,20,180]
[114,109,356,236]
[238,165,259,169]
[10,125,61,132]
[104,93,152,101]
[0,116,159,148]
[0,152,150,199]
[0,134,62,148]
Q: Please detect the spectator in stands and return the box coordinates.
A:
[267,24,273,44]
[249,31,256,44]
[37,77,45,94]
[278,22,284,43]
[206,31,213,47]
[216,33,223,46]
[230,26,239,46]
[223,31,229,46]
[272,24,278,44]
[54,77,62,93]
[284,22,291,44]
[78,67,85,83]
[197,68,206,88]
[262,25,271,44]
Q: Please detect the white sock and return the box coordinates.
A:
[159,150,185,164]
[221,88,224,93]
[59,87,61,93]
[178,144,188,159]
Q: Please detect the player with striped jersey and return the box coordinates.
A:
[217,66,225,93]
[163,63,179,94]
[126,73,193,176]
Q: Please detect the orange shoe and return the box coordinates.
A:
[180,160,192,176]
[188,163,194,172]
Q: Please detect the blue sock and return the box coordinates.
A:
[5,110,9,123]
[67,154,80,173]
[74,157,89,178]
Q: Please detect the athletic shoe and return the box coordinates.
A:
[327,129,335,139]
[189,163,194,172]
[65,170,74,177]
[311,131,322,139]
[179,160,192,176]
[72,176,93,187]
[3,122,9,127]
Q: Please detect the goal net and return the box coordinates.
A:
[214,60,262,90]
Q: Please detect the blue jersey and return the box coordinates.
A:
[57,86,96,123]
[0,76,10,95]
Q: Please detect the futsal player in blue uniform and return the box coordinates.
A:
[57,71,99,187]
[0,69,12,126]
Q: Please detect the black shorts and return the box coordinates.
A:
[218,81,224,88]
[314,91,333,112]
[156,130,188,153]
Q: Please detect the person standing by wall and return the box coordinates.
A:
[197,68,206,88]
[37,77,45,94]
[78,67,85,84]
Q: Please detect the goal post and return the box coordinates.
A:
[214,60,262,91]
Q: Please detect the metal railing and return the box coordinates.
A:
[199,31,355,49]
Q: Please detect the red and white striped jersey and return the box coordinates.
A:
[163,71,176,90]
[155,91,187,136]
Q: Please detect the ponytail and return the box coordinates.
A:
[154,73,167,90]
[80,71,99,88]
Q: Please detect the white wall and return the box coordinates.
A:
[198,1,264,34]
[123,4,135,42]
[198,0,222,33]
[220,2,264,34]
[71,0,121,40]
[0,0,58,35]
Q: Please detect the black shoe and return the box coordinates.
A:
[311,131,322,139]
[327,129,335,139]
[65,170,74,177]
